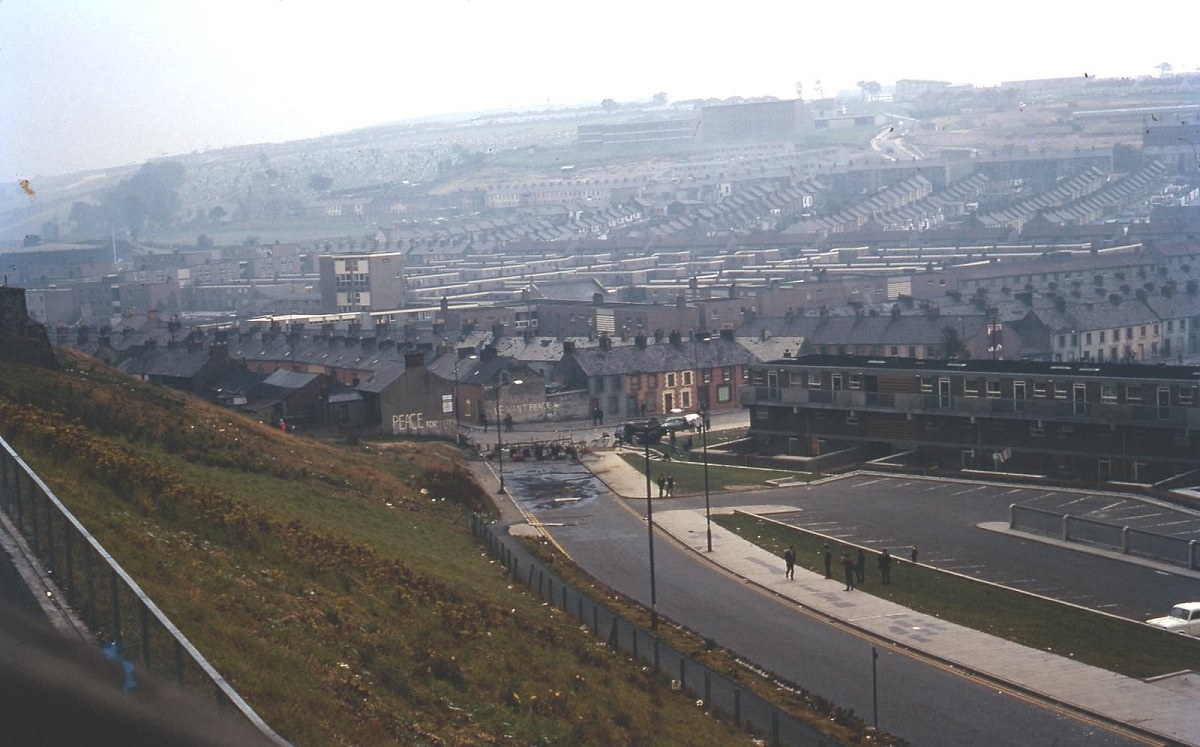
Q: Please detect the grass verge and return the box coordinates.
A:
[715,511,1200,679]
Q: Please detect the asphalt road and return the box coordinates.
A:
[767,474,1200,621]
[500,461,1163,746]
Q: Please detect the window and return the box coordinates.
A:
[722,367,733,382]
[630,375,640,391]
[849,374,862,390]
[717,384,732,403]
[1085,332,1092,345]
[920,377,933,393]
[1054,383,1067,399]
[1101,384,1117,402]
[1181,388,1194,405]
[682,371,692,386]
[681,391,691,409]
[702,368,712,384]
[648,375,657,390]
[1033,381,1047,398]
[1140,326,1146,338]
[964,379,979,397]
[1099,330,1106,343]
[666,373,676,388]
[889,346,899,356]
[808,371,821,388]
[986,380,1001,399]
[1125,385,1141,402]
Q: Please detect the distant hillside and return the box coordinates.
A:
[0,348,759,745]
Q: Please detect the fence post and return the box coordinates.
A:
[1122,526,1130,555]
[1009,503,1016,529]
[1191,540,1198,571]
[1061,514,1071,542]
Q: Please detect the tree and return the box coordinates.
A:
[208,206,227,222]
[196,233,214,248]
[1157,62,1173,77]
[309,174,333,192]
[600,98,619,111]
[652,92,668,106]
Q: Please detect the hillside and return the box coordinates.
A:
[0,349,758,745]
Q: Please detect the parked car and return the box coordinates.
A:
[1146,602,1200,635]
[619,418,664,445]
[661,413,701,432]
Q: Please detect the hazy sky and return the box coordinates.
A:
[3,0,1195,179]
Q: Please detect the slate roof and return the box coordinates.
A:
[568,338,756,377]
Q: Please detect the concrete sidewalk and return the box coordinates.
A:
[582,448,1200,746]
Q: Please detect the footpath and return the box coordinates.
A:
[579,447,1200,747]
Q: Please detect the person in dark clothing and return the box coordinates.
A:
[855,549,866,584]
[841,552,856,591]
[503,413,513,432]
[910,545,919,564]
[666,475,674,496]
[823,544,832,578]
[656,475,666,497]
[479,411,488,433]
[877,548,893,584]
[783,546,796,579]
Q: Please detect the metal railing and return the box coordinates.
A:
[1010,504,1200,569]
[470,514,842,747]
[0,436,289,745]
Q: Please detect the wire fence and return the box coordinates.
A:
[0,436,289,746]
[470,514,843,747]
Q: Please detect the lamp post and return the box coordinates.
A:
[494,379,523,494]
[700,405,712,552]
[644,422,658,631]
[692,334,713,552]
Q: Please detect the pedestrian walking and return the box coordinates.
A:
[910,545,919,564]
[841,552,856,591]
[783,546,796,579]
[877,548,892,584]
[666,475,674,496]
[855,549,866,584]
[503,413,513,432]
[822,544,832,578]
[656,475,665,497]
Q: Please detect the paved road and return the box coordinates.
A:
[767,473,1200,621]
[498,460,1151,747]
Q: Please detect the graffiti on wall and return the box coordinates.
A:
[391,411,456,435]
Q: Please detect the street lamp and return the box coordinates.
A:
[700,407,712,552]
[644,421,658,631]
[494,379,523,494]
[692,334,713,552]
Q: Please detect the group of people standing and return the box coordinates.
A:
[655,474,675,497]
[781,542,914,589]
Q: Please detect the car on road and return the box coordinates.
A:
[661,413,701,432]
[1146,602,1200,635]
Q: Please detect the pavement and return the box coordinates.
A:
[566,446,1200,747]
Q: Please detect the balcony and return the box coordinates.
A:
[744,385,1200,429]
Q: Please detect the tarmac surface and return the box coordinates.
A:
[475,416,1200,747]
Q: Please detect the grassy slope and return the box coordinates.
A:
[0,352,756,746]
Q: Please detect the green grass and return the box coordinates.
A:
[716,512,1200,679]
[0,353,761,746]
[619,452,809,496]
